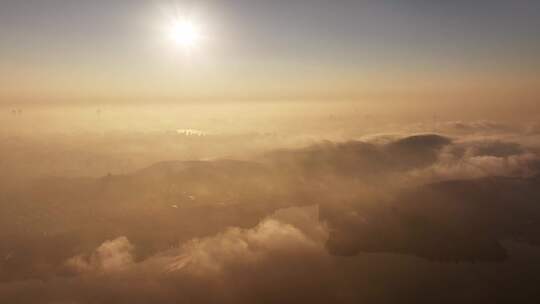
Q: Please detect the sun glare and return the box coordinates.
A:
[168,19,202,48]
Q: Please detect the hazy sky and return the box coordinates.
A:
[1,0,539,103]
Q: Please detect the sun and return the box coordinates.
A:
[167,19,202,48]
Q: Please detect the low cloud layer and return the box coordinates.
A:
[2,122,540,303]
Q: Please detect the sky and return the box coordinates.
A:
[0,0,539,103]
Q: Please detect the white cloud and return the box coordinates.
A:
[66,236,135,274]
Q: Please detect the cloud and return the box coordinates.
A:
[0,206,336,304]
[424,153,540,180]
[65,236,135,274]
[413,138,540,180]
[469,141,524,157]
[148,205,327,276]
[2,127,540,303]
[3,190,540,303]
[59,206,327,278]
[439,120,517,134]
[162,218,320,275]
[266,134,452,181]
